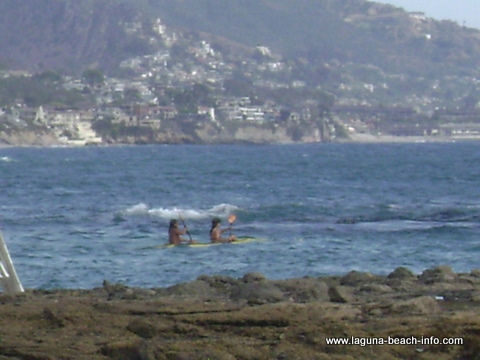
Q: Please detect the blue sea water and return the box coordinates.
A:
[0,142,479,290]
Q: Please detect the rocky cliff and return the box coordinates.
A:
[0,129,61,147]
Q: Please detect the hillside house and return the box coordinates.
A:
[217,97,270,123]
[44,107,101,145]
[1,106,46,128]
[198,106,215,121]
[409,12,427,21]
[128,104,180,129]
[439,123,480,138]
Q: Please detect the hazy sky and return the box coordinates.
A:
[379,0,480,29]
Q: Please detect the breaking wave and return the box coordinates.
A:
[0,156,13,162]
[120,202,240,221]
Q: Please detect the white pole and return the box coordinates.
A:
[0,229,24,294]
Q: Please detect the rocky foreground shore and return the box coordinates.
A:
[0,266,479,359]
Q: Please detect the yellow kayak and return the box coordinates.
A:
[157,236,263,249]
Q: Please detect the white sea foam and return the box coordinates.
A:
[0,156,13,162]
[123,203,240,220]
[123,203,150,215]
[149,207,205,220]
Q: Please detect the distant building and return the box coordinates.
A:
[255,46,272,57]
[35,107,102,145]
[409,12,427,21]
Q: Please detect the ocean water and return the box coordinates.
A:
[0,142,479,290]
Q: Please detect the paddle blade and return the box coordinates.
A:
[228,214,237,224]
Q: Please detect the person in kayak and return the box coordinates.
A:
[210,217,236,243]
[168,219,190,245]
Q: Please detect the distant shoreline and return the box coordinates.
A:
[341,133,480,143]
[1,135,480,148]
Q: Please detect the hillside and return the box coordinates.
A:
[0,0,152,73]
[148,0,480,79]
[2,0,480,78]
[2,0,480,145]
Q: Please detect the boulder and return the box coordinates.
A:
[419,266,456,284]
[102,281,156,300]
[340,271,383,286]
[126,319,157,339]
[274,278,330,302]
[241,272,267,283]
[165,279,222,301]
[328,286,353,303]
[196,275,240,293]
[230,282,285,305]
[100,340,144,360]
[470,269,480,278]
[387,267,416,280]
[197,274,239,286]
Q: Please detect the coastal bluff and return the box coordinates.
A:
[0,266,479,359]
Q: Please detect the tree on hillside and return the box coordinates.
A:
[124,88,142,104]
[224,72,254,97]
[82,69,105,87]
[34,71,63,84]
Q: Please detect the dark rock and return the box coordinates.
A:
[102,280,134,300]
[230,282,284,304]
[328,286,353,303]
[274,278,330,302]
[42,307,66,328]
[197,274,238,286]
[242,272,267,283]
[127,319,157,339]
[100,340,143,360]
[196,275,240,292]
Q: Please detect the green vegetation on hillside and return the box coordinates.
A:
[0,73,91,107]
